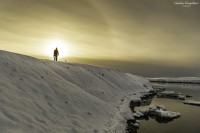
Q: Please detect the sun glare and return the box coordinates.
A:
[44,39,70,58]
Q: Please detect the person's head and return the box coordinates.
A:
[55,47,58,50]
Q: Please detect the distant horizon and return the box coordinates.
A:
[1,49,199,78]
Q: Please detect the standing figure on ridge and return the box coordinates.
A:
[53,48,59,61]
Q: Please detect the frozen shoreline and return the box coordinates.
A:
[0,50,152,133]
[148,77,200,84]
[184,100,200,106]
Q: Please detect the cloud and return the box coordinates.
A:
[0,0,200,76]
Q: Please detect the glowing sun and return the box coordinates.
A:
[44,39,70,58]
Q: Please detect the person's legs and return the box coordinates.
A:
[56,56,58,61]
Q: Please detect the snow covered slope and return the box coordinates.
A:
[0,50,152,133]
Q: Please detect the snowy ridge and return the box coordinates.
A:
[0,50,152,133]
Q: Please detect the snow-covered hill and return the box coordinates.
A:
[0,50,152,133]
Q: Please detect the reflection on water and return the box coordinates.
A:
[137,83,200,133]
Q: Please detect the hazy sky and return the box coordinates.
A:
[0,0,200,77]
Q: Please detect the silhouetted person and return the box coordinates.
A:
[53,48,59,61]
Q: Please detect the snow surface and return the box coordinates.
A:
[155,110,181,119]
[184,100,200,106]
[137,105,180,119]
[132,105,180,120]
[0,50,152,133]
[157,91,186,100]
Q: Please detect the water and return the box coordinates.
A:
[136,83,200,133]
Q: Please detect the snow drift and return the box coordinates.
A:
[0,50,152,133]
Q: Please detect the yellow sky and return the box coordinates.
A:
[0,0,200,66]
